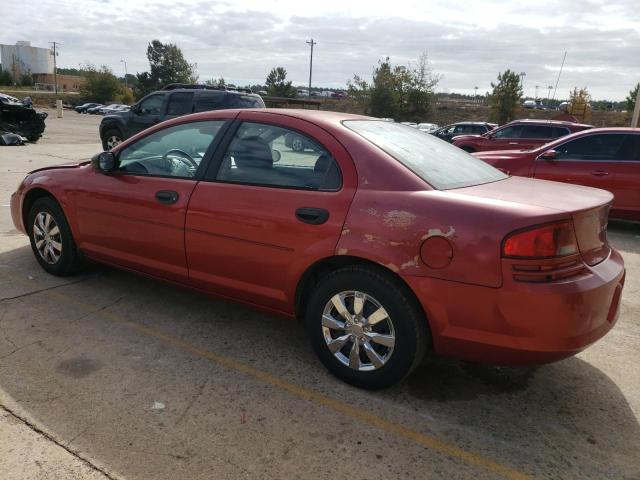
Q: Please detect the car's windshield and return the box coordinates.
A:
[344,120,507,190]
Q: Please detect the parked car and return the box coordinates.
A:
[474,128,640,220]
[99,84,265,150]
[100,104,130,115]
[401,122,418,128]
[522,100,537,109]
[452,119,592,152]
[86,104,105,114]
[75,103,101,113]
[431,122,496,143]
[417,122,439,133]
[0,92,47,142]
[11,109,624,389]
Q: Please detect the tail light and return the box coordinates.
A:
[502,222,578,258]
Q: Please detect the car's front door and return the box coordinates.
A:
[533,133,627,202]
[486,125,526,150]
[127,93,166,137]
[606,133,640,219]
[185,112,357,313]
[74,119,229,282]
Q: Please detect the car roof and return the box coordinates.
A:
[508,118,593,128]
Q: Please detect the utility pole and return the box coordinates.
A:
[474,86,478,103]
[519,72,526,94]
[306,38,316,96]
[50,41,59,94]
[546,85,553,108]
[535,85,539,99]
[121,59,128,88]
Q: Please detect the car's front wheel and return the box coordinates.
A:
[27,197,83,276]
[102,128,123,151]
[306,266,428,389]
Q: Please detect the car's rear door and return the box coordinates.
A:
[75,119,230,282]
[608,133,640,219]
[185,112,357,313]
[533,133,627,198]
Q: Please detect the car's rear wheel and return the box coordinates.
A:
[102,129,123,151]
[27,197,83,276]
[306,266,428,389]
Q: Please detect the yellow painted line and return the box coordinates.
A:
[4,271,532,480]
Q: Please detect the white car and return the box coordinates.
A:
[417,122,439,133]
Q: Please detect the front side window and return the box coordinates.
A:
[167,92,193,116]
[555,134,627,161]
[117,121,225,178]
[215,122,341,190]
[493,125,524,139]
[344,120,507,190]
[139,94,164,115]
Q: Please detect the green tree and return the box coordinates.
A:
[369,58,399,118]
[0,68,14,86]
[19,72,34,87]
[488,69,523,124]
[79,64,122,103]
[205,77,226,87]
[265,67,296,97]
[627,83,639,111]
[135,40,197,96]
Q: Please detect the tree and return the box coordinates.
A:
[265,67,296,97]
[135,40,197,97]
[488,70,522,124]
[567,87,592,123]
[79,64,122,103]
[627,83,639,111]
[347,53,440,120]
[205,77,226,87]
[0,68,14,86]
[19,72,34,87]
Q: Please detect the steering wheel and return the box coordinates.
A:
[162,149,198,169]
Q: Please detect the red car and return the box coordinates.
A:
[452,119,592,152]
[474,128,640,221]
[10,110,625,389]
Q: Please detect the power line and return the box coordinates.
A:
[306,38,316,93]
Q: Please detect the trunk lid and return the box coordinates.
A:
[453,176,612,265]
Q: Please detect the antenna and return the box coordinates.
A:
[551,51,567,101]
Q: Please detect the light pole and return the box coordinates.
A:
[519,72,526,95]
[546,85,553,108]
[120,59,128,89]
[474,86,478,103]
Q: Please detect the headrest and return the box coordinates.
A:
[232,136,273,168]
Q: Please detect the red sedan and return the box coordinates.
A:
[474,128,640,221]
[452,119,592,152]
[10,110,625,389]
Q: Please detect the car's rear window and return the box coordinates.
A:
[343,120,507,190]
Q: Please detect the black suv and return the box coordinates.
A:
[99,84,265,150]
[431,122,497,143]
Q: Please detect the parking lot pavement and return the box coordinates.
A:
[1,111,640,479]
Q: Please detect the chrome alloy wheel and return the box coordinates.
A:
[33,212,62,264]
[106,135,122,149]
[322,291,396,371]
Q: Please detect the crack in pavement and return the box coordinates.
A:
[0,277,91,303]
[0,404,118,480]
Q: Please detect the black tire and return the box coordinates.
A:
[27,197,83,276]
[306,265,429,389]
[101,128,123,151]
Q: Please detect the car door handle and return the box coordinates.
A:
[591,170,609,176]
[155,190,179,204]
[295,207,329,225]
[508,142,519,145]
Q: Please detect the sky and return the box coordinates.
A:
[1,0,638,100]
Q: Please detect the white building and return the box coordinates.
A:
[0,41,54,78]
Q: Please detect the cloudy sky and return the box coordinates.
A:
[2,0,638,100]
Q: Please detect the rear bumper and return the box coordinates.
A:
[405,249,625,365]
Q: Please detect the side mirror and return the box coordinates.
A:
[92,152,118,173]
[271,149,281,163]
[539,150,558,161]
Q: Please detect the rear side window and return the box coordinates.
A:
[551,127,570,138]
[615,135,640,161]
[225,94,265,108]
[344,120,507,190]
[167,92,193,116]
[555,134,628,161]
[215,122,341,190]
[471,125,487,134]
[521,125,554,138]
[195,91,226,112]
[493,125,524,139]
